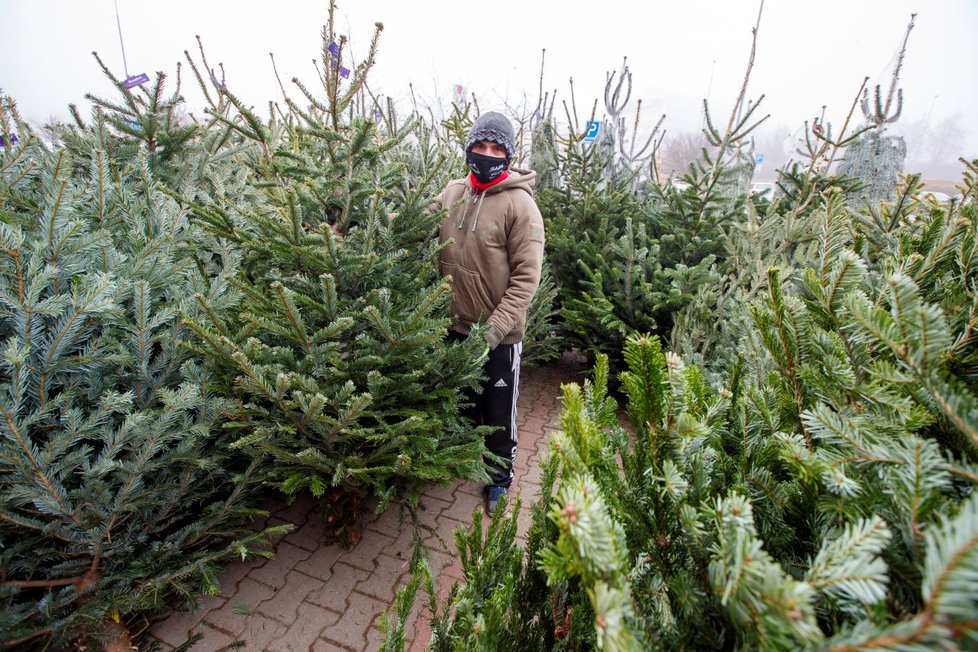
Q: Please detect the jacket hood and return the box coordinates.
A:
[451,167,538,234]
[481,168,537,195]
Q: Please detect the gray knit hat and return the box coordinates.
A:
[464,111,516,160]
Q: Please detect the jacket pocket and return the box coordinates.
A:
[445,263,494,324]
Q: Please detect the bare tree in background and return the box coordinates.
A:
[928,113,968,164]
[902,111,968,181]
[659,131,707,177]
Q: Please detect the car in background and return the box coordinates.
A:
[749,181,776,200]
[917,190,951,204]
[670,178,692,192]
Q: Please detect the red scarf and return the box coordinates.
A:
[469,170,509,194]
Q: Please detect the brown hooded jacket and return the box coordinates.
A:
[434,168,545,349]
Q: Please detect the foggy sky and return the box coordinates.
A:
[2,0,976,158]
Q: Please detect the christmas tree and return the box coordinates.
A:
[179,9,492,543]
[0,94,283,649]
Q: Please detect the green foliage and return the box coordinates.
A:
[541,98,766,369]
[383,451,570,652]
[540,141,673,366]
[178,19,492,544]
[0,101,280,649]
[81,54,201,184]
[521,262,562,367]
[402,159,978,650]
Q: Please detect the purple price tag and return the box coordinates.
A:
[327,41,339,57]
[123,73,150,89]
[0,134,19,146]
[329,61,351,79]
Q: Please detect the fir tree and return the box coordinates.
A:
[178,10,492,543]
[0,96,283,650]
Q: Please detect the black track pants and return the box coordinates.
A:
[452,334,522,488]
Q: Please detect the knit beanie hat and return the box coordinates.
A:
[464,111,516,160]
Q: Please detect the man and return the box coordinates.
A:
[433,111,545,515]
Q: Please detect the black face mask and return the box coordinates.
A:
[466,150,509,184]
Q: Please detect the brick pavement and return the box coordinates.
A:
[146,354,585,652]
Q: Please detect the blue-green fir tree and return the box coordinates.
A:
[0,91,283,650]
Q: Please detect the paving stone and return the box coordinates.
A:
[519,481,544,506]
[441,556,465,581]
[365,618,388,651]
[260,494,292,513]
[279,602,340,651]
[422,515,467,553]
[454,482,484,500]
[356,553,411,602]
[310,638,355,652]
[522,462,546,488]
[516,502,536,540]
[440,492,484,523]
[218,556,267,595]
[410,510,442,541]
[306,562,369,612]
[363,502,406,535]
[202,577,278,637]
[422,480,460,502]
[292,543,345,581]
[231,616,288,650]
[335,530,392,571]
[147,597,221,648]
[425,548,460,578]
[249,541,313,589]
[363,520,416,567]
[255,569,325,623]
[320,593,385,650]
[146,362,585,652]
[434,568,461,603]
[147,611,199,648]
[288,511,328,551]
[184,623,237,650]
[522,415,549,434]
[415,493,452,516]
[408,631,431,652]
[274,494,318,524]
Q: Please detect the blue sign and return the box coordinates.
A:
[584,121,601,142]
[755,153,764,165]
